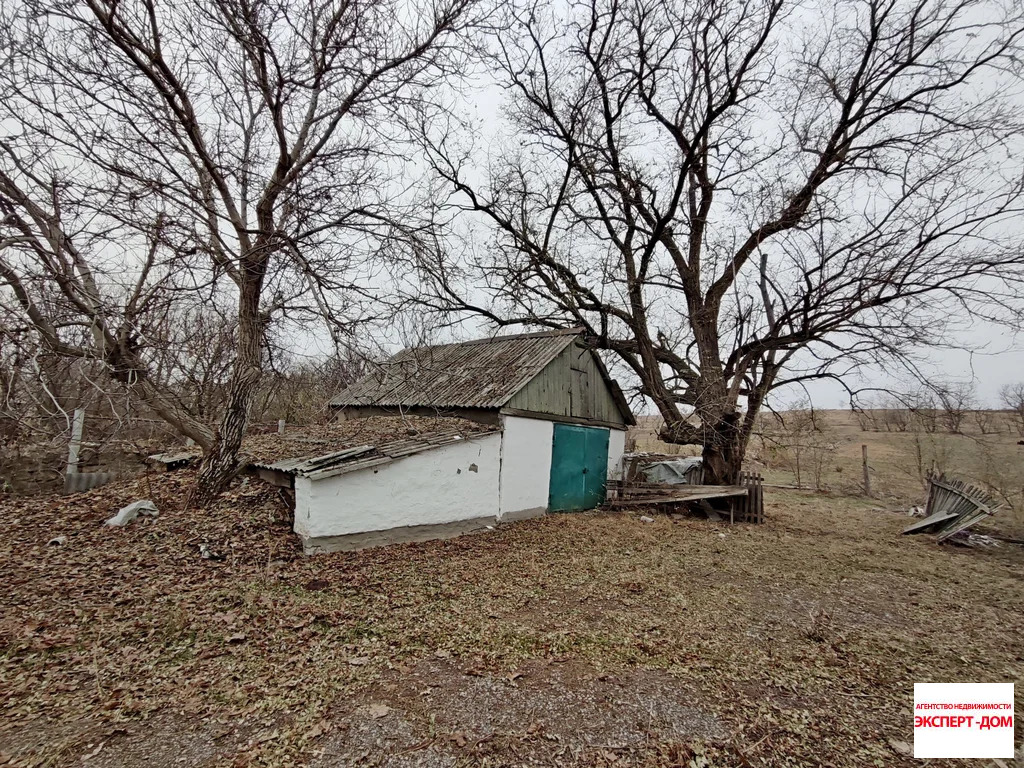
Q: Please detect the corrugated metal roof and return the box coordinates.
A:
[253,429,493,481]
[329,328,581,409]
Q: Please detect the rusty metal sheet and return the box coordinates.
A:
[256,430,491,481]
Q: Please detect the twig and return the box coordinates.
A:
[92,643,104,699]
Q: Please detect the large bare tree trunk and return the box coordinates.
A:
[191,273,265,503]
[661,408,744,486]
[699,413,743,486]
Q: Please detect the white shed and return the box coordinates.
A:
[261,329,634,553]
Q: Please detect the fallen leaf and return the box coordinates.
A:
[305,722,328,740]
[81,741,105,760]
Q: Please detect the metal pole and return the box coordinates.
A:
[862,444,871,496]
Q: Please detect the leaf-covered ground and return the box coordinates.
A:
[1,471,1021,767]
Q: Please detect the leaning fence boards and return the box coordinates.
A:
[903,472,1000,541]
[733,472,764,524]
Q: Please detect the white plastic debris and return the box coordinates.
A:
[104,500,158,527]
[199,542,225,561]
[948,531,1001,548]
[639,516,655,523]
[47,535,67,546]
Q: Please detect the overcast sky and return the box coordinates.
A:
[404,54,1024,413]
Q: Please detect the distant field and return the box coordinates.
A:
[629,409,1024,536]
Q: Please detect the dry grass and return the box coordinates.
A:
[631,410,1024,537]
[1,470,1022,766]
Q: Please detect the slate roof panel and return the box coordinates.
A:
[328,328,580,409]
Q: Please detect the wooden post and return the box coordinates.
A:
[278,419,286,434]
[862,444,871,496]
[66,408,85,476]
[64,408,85,492]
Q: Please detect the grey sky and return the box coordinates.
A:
[419,37,1024,413]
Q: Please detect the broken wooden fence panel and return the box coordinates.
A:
[903,472,1000,541]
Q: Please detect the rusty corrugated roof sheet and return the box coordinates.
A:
[329,328,581,409]
[242,415,496,463]
[157,416,498,472]
[253,428,496,481]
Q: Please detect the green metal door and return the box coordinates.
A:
[549,424,610,511]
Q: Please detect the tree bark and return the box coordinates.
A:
[190,272,265,503]
[700,420,743,486]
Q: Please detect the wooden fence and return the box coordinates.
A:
[732,471,765,524]
[63,408,121,494]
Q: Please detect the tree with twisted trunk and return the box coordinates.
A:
[0,0,485,500]
[415,0,1024,484]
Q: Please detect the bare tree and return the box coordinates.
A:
[934,381,975,434]
[971,409,998,435]
[0,0,483,498]
[414,0,1024,483]
[1000,382,1024,436]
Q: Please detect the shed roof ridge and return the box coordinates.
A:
[410,326,583,350]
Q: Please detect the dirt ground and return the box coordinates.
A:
[1,469,1022,767]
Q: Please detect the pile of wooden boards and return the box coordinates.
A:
[903,472,1000,542]
[607,481,750,508]
[608,455,764,523]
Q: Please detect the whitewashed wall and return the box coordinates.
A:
[498,415,553,520]
[497,415,628,518]
[608,427,626,480]
[293,432,502,540]
[293,418,630,549]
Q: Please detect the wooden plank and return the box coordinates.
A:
[920,473,999,541]
[753,473,764,523]
[65,408,85,477]
[609,486,748,507]
[928,476,999,513]
[903,509,960,535]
